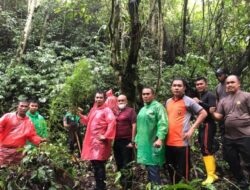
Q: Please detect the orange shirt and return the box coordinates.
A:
[166,96,202,147]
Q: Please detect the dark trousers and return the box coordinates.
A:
[166,146,190,184]
[223,137,250,189]
[198,122,218,156]
[91,160,106,190]
[68,126,82,155]
[113,139,133,189]
[146,165,161,185]
[218,120,225,136]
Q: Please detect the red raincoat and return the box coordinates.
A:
[0,112,42,165]
[79,104,116,160]
[105,89,119,115]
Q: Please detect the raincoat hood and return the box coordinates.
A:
[106,89,113,97]
[105,89,118,114]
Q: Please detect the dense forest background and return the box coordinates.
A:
[0,0,249,189]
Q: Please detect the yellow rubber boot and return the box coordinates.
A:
[202,155,219,185]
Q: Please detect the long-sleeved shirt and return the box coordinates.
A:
[135,100,168,166]
[26,111,47,138]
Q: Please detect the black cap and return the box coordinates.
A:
[216,68,226,76]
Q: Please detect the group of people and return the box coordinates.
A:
[74,71,249,190]
[0,69,249,190]
[0,100,47,165]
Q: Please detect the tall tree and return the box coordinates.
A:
[16,0,38,65]
[120,0,141,104]
[39,10,50,47]
[182,0,188,55]
[109,0,142,105]
[109,0,159,105]
[155,0,164,94]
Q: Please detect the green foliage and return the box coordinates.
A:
[0,43,75,114]
[64,59,95,110]
[0,0,249,189]
[0,10,19,51]
[48,58,94,138]
[161,183,195,190]
[139,53,218,102]
[114,171,122,184]
[0,143,87,189]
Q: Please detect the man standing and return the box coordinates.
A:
[215,68,228,136]
[135,87,168,185]
[0,100,46,166]
[210,75,250,190]
[63,110,82,156]
[215,68,228,102]
[165,79,207,184]
[79,91,116,190]
[113,94,136,189]
[193,77,218,185]
[26,100,48,144]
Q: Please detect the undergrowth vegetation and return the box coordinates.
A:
[0,0,249,189]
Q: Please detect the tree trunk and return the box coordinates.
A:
[120,0,141,105]
[233,38,250,76]
[15,0,37,65]
[109,0,157,105]
[232,0,250,87]
[155,0,163,94]
[182,0,188,55]
[39,12,49,47]
[200,0,206,53]
[109,0,122,79]
[206,0,223,68]
[215,0,224,59]
[150,0,157,34]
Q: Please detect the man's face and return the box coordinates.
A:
[142,88,154,104]
[29,102,38,114]
[216,73,226,82]
[117,95,127,109]
[195,80,207,93]
[95,93,105,107]
[171,80,185,97]
[226,76,240,93]
[17,102,29,117]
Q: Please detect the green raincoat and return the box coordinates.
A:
[135,100,168,166]
[64,112,80,125]
[26,111,47,139]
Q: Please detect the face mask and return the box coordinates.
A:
[118,104,126,110]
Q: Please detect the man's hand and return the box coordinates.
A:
[134,143,137,149]
[209,107,223,121]
[153,139,163,148]
[99,135,106,141]
[126,142,134,148]
[209,107,216,114]
[40,138,47,143]
[193,97,200,104]
[77,107,83,114]
[38,138,47,147]
[183,127,195,141]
